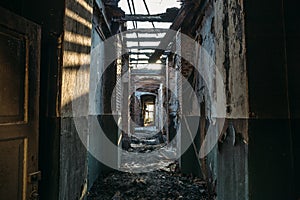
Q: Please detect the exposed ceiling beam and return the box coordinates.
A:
[130,58,149,61]
[128,52,153,56]
[94,0,112,36]
[128,51,169,56]
[122,14,174,22]
[127,45,158,49]
[148,5,194,63]
[126,46,157,50]
[115,7,179,23]
[125,37,163,42]
[125,28,168,34]
[129,62,149,64]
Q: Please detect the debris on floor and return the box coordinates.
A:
[120,127,178,173]
[127,132,166,153]
[89,127,210,199]
[87,162,211,200]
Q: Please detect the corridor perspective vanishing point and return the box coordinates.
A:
[0,0,299,199]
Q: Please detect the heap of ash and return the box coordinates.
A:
[88,162,211,200]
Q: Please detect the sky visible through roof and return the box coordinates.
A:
[119,0,181,29]
[118,0,181,66]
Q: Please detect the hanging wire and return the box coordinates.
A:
[130,0,138,28]
[142,0,156,30]
[128,0,140,65]
[127,0,136,29]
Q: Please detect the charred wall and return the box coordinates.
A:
[180,0,248,199]
[60,0,94,199]
[88,0,123,189]
[88,3,105,188]
[190,0,297,199]
[214,0,249,199]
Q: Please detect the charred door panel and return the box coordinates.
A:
[0,7,40,200]
[0,26,27,124]
[0,139,25,199]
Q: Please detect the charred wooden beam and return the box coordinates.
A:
[125,28,168,34]
[128,52,153,57]
[129,62,149,64]
[94,0,112,37]
[148,0,210,63]
[126,46,157,50]
[148,5,194,63]
[127,45,158,49]
[128,51,169,56]
[130,58,149,62]
[122,14,173,22]
[125,37,163,42]
[115,7,179,22]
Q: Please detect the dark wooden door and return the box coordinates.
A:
[0,7,40,199]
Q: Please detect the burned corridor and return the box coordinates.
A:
[0,0,299,199]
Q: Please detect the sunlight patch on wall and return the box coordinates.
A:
[63,51,91,67]
[76,0,93,14]
[64,31,92,47]
[65,8,92,29]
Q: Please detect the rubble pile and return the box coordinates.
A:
[88,164,210,200]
